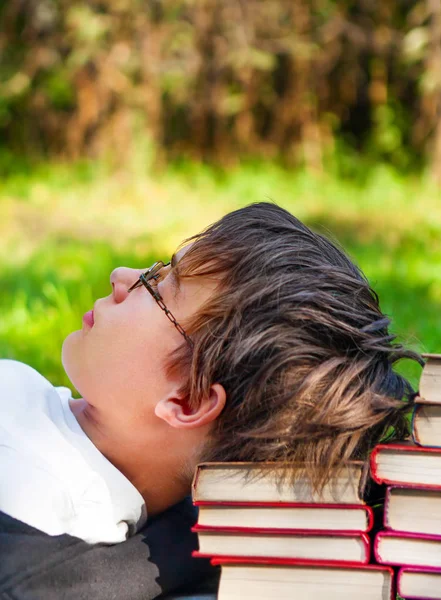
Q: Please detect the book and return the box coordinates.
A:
[413,404,441,448]
[385,486,441,536]
[397,566,441,600]
[195,501,373,532]
[192,462,364,504]
[193,525,370,563]
[375,531,441,568]
[418,354,441,405]
[211,557,394,600]
[370,444,441,489]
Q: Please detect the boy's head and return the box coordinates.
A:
[63,202,421,510]
[167,202,421,486]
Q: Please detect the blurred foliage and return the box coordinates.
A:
[0,154,440,389]
[1,0,440,392]
[1,0,441,177]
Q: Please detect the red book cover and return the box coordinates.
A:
[211,557,395,600]
[397,566,441,600]
[193,525,371,564]
[375,531,441,568]
[370,443,441,488]
[194,501,374,533]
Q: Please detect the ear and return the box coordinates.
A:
[154,383,226,429]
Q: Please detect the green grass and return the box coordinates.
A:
[1,155,440,391]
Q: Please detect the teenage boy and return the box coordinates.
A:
[0,203,420,598]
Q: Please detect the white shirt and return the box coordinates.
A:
[0,360,146,544]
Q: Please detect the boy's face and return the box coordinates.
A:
[61,246,215,436]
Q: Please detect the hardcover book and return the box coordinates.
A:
[418,354,441,405]
[211,557,394,600]
[384,486,441,536]
[370,444,441,489]
[397,566,441,600]
[193,525,370,563]
[375,531,441,569]
[192,462,364,504]
[195,501,373,532]
[413,404,441,448]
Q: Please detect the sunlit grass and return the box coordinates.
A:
[1,154,440,391]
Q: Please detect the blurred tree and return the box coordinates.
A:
[0,0,438,175]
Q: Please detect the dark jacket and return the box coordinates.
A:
[0,498,216,600]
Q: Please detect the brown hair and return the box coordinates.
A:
[169,202,422,491]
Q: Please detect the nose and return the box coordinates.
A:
[110,267,141,303]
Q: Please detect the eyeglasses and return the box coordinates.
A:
[127,261,194,349]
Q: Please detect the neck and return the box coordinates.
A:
[69,398,192,515]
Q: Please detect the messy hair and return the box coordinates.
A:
[168,202,422,492]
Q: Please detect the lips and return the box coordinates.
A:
[82,310,94,328]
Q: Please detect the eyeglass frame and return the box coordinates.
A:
[127,261,194,349]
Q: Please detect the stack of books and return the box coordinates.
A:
[370,353,441,600]
[192,462,394,599]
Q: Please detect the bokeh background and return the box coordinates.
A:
[1,0,440,389]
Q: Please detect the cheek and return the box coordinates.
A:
[62,311,174,405]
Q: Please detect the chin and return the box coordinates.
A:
[61,329,82,385]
